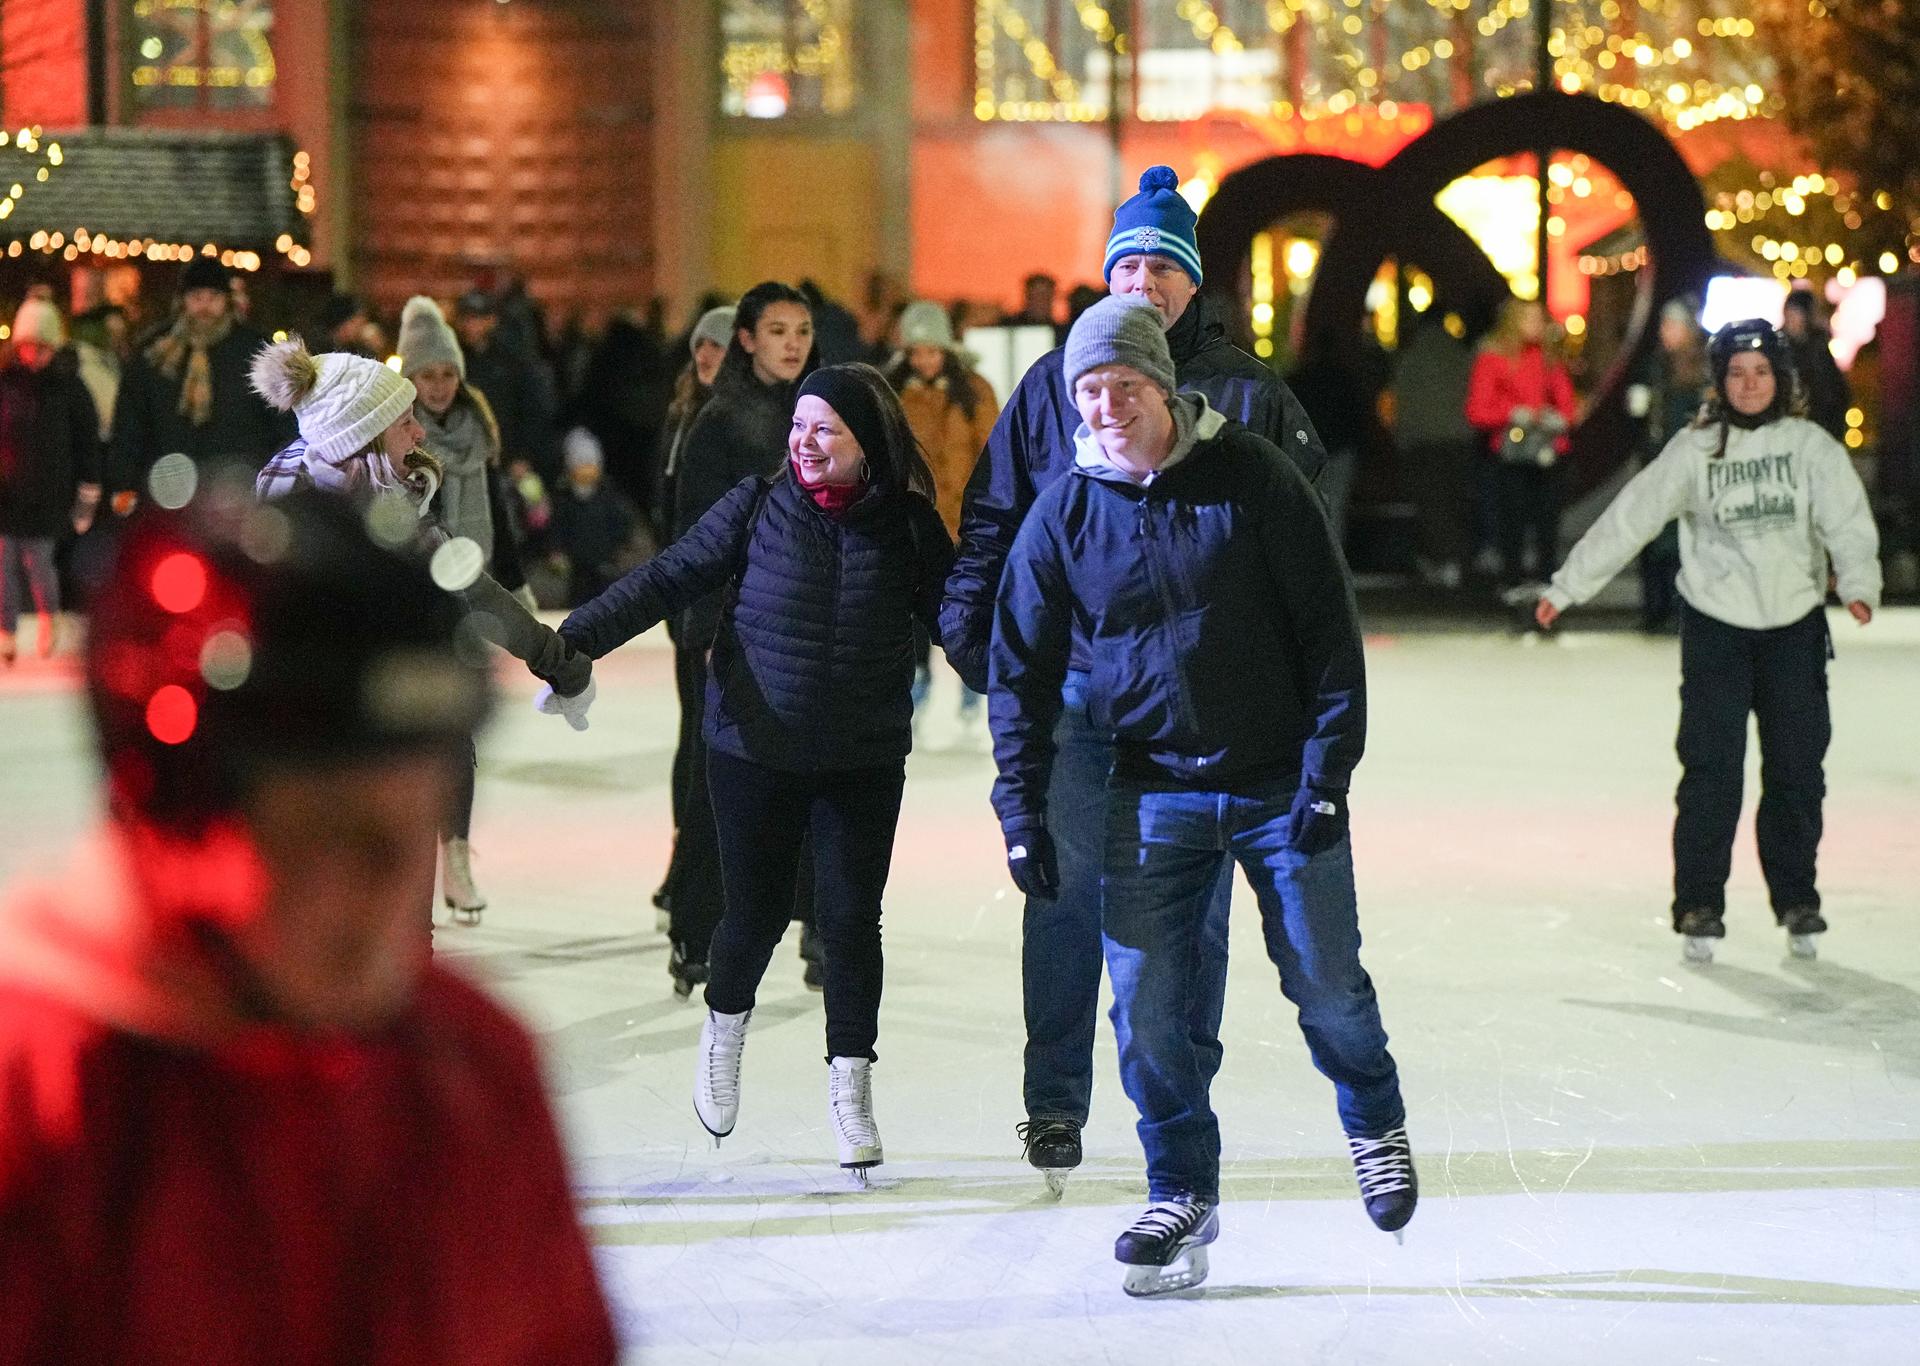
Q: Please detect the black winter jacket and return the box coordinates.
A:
[0,352,101,538]
[670,369,799,648]
[108,323,291,489]
[561,471,954,773]
[989,408,1364,840]
[941,293,1329,692]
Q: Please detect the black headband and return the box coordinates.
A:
[796,367,888,475]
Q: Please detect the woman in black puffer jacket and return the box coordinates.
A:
[560,363,952,1181]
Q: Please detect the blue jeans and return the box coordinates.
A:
[1103,779,1403,1202]
[1021,674,1231,1123]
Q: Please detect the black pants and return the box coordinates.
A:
[444,741,477,841]
[705,748,905,1061]
[1639,520,1681,631]
[668,714,727,960]
[1409,439,1475,569]
[1673,601,1831,925]
[1496,462,1563,586]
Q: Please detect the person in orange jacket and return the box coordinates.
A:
[0,490,618,1366]
[883,300,1001,734]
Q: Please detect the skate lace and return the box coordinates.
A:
[1124,1197,1209,1241]
[830,1063,877,1147]
[704,1015,748,1108]
[1015,1118,1076,1147]
[1348,1128,1413,1198]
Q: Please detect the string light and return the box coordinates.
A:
[0,128,307,270]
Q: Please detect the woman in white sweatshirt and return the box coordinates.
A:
[1535,318,1879,963]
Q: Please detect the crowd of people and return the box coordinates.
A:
[0,152,1888,1351]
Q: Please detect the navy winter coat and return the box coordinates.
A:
[560,470,955,773]
[989,413,1365,839]
[941,293,1329,692]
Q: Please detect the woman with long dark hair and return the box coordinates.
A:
[650,304,733,930]
[560,363,952,1182]
[658,283,817,998]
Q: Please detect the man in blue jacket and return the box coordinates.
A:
[946,166,1329,1181]
[991,296,1412,1295]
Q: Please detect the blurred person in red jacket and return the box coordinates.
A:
[1465,298,1577,595]
[0,484,618,1366]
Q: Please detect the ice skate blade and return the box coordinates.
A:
[1122,1247,1210,1298]
[1788,933,1819,960]
[1392,1229,1405,1246]
[842,1161,880,1189]
[1682,937,1715,965]
[1043,1171,1069,1199]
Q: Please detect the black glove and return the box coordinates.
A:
[1288,784,1349,856]
[1005,826,1058,900]
[534,629,593,699]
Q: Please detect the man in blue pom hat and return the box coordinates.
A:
[942,166,1335,1188]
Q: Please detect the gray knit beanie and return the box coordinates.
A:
[896,300,957,351]
[396,296,465,380]
[690,305,737,355]
[1063,295,1174,396]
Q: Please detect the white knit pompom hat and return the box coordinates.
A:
[250,337,418,463]
[396,295,465,380]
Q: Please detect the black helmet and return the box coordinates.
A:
[87,472,492,834]
[1707,318,1797,427]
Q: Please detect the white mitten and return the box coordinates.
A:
[534,676,597,732]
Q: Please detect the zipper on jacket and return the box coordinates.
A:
[1138,496,1203,742]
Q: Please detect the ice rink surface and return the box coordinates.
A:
[3,608,1917,1365]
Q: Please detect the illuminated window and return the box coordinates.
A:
[128,0,276,112]
[720,0,858,119]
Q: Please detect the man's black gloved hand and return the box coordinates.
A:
[1005,826,1059,900]
[1288,784,1349,856]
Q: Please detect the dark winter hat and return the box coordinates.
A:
[178,256,233,296]
[1063,294,1176,396]
[1104,166,1204,286]
[87,478,491,835]
[1707,318,1798,429]
[797,365,890,472]
[320,291,365,334]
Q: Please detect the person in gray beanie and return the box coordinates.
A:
[989,293,1412,1293]
[942,168,1330,1193]
[649,302,736,932]
[395,294,540,919]
[881,300,1001,742]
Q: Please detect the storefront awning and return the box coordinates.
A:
[0,128,307,252]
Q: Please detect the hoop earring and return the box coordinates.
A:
[859,457,871,483]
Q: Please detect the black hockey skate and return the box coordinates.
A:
[1780,907,1827,960]
[1016,1117,1082,1197]
[1348,1127,1417,1241]
[1677,908,1725,964]
[669,942,709,1001]
[1115,1195,1218,1297]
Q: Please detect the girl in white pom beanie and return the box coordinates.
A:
[250,338,594,923]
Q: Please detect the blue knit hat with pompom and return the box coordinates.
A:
[1103,166,1204,286]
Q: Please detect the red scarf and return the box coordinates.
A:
[799,470,866,518]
